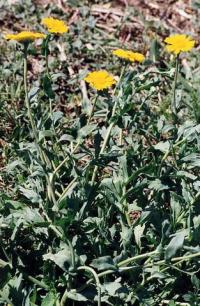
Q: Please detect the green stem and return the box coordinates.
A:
[144,251,200,268]
[119,128,123,146]
[58,177,78,203]
[77,250,157,292]
[118,250,157,267]
[122,185,131,227]
[78,266,101,306]
[91,122,114,185]
[26,274,49,290]
[158,137,186,176]
[90,65,126,185]
[49,142,80,206]
[87,95,98,124]
[75,249,200,296]
[60,266,101,306]
[172,55,179,115]
[44,34,51,78]
[161,300,189,306]
[23,44,57,207]
[23,44,38,140]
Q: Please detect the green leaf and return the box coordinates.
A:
[39,130,55,141]
[77,124,97,140]
[52,111,63,124]
[170,192,182,224]
[91,256,116,271]
[153,141,170,153]
[41,292,57,306]
[102,281,122,296]
[134,224,145,248]
[149,179,169,191]
[43,75,55,99]
[165,231,185,260]
[28,86,40,102]
[191,275,200,290]
[19,187,41,203]
[43,247,73,271]
[67,291,87,301]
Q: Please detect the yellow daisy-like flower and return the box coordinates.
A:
[164,34,195,55]
[41,17,69,34]
[112,49,145,63]
[84,70,116,91]
[4,31,46,42]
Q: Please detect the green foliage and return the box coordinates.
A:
[1,1,200,306]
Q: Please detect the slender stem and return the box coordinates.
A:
[91,65,126,185]
[23,45,38,140]
[91,122,114,185]
[77,250,200,294]
[118,250,157,267]
[23,44,57,207]
[52,142,80,177]
[26,274,49,290]
[172,55,179,115]
[87,95,98,124]
[44,35,51,78]
[78,266,101,306]
[158,137,186,176]
[160,300,189,306]
[170,251,200,263]
[49,142,80,206]
[60,266,101,306]
[77,250,157,292]
[58,177,78,203]
[144,251,200,268]
[122,184,131,227]
[119,128,123,146]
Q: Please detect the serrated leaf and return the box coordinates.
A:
[19,187,41,203]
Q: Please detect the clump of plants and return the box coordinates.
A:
[1,13,200,306]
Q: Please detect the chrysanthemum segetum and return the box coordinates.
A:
[112,49,145,63]
[164,34,195,55]
[84,70,116,91]
[41,17,69,34]
[4,31,46,43]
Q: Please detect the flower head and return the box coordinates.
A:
[164,34,195,55]
[5,31,46,43]
[112,49,145,63]
[84,70,116,91]
[41,17,69,34]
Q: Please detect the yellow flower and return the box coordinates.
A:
[41,17,69,34]
[84,70,116,91]
[164,34,195,55]
[112,49,145,63]
[4,31,46,42]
